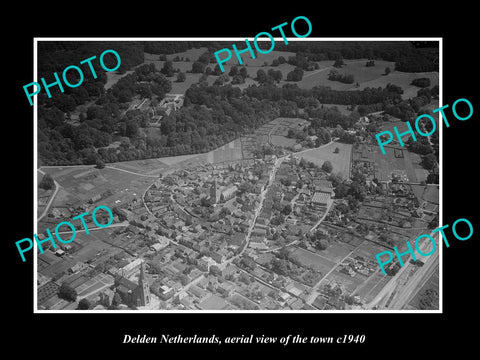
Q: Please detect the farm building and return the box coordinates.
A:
[311,192,331,206]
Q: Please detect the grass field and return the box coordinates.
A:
[297,141,352,178]
[207,138,244,163]
[357,70,439,99]
[104,70,134,90]
[289,59,396,90]
[41,166,154,211]
[323,241,390,298]
[289,247,337,274]
[372,145,427,183]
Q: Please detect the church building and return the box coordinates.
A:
[114,261,151,307]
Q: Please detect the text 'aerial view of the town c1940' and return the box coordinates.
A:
[36,40,440,312]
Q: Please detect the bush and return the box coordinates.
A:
[58,283,77,302]
[39,173,55,190]
[322,161,333,173]
[411,78,431,88]
[286,67,304,82]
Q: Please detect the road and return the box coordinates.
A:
[55,220,130,235]
[40,164,159,178]
[383,232,440,310]
[235,156,284,260]
[37,169,60,222]
[105,165,159,178]
[364,231,440,310]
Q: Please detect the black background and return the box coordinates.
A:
[5,3,478,355]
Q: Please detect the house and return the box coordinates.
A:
[187,284,209,302]
[197,256,216,272]
[118,258,144,278]
[156,284,174,300]
[69,262,86,274]
[221,185,238,202]
[149,236,170,252]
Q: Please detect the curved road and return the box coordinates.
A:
[37,169,60,222]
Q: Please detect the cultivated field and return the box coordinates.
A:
[207,138,244,163]
[40,166,154,211]
[289,246,337,275]
[372,145,427,183]
[297,141,352,178]
[326,241,390,299]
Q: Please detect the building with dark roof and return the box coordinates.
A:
[114,261,151,307]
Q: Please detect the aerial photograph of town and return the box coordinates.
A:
[35,39,440,311]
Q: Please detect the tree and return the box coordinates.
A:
[322,161,333,173]
[315,239,328,250]
[411,78,431,88]
[176,72,186,82]
[77,298,91,310]
[422,153,437,170]
[192,61,206,73]
[229,65,238,76]
[282,204,292,215]
[213,64,222,76]
[286,67,304,81]
[385,67,391,75]
[334,147,340,153]
[239,67,248,78]
[256,69,267,83]
[95,159,105,169]
[333,58,345,68]
[39,173,55,190]
[161,60,174,77]
[125,120,139,138]
[58,282,77,302]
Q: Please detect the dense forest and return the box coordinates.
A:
[37,41,439,166]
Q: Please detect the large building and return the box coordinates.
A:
[115,261,151,307]
[311,192,330,207]
[210,180,237,204]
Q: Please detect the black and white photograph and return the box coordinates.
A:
[6,4,479,356]
[33,39,441,313]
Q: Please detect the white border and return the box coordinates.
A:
[33,37,443,314]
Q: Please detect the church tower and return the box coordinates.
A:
[137,261,151,307]
[210,179,221,204]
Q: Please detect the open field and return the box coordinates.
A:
[270,136,297,147]
[292,59,396,90]
[297,141,352,178]
[289,247,337,275]
[374,145,427,183]
[40,166,154,211]
[318,242,357,263]
[105,70,134,90]
[355,143,428,183]
[357,70,439,99]
[378,119,414,137]
[102,138,245,177]
[206,138,244,163]
[240,117,310,157]
[323,241,391,299]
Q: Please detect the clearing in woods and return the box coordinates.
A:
[297,142,353,179]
